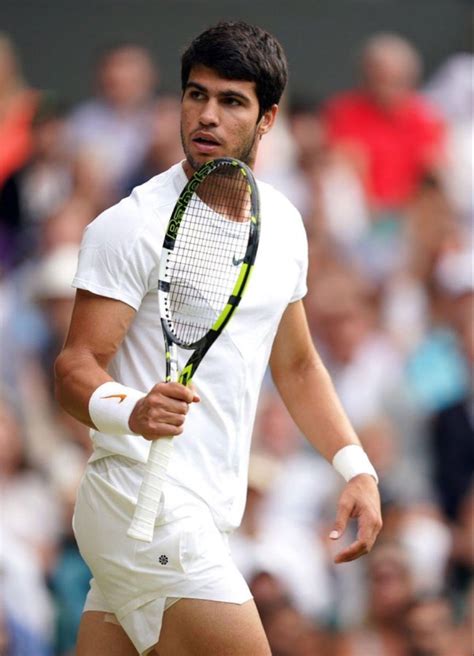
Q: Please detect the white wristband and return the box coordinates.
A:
[332,444,379,484]
[88,382,146,436]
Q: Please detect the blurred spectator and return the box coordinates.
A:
[323,33,444,214]
[66,42,158,200]
[231,451,335,621]
[306,267,404,430]
[262,600,330,656]
[424,53,474,124]
[0,33,39,187]
[0,389,90,655]
[448,486,474,618]
[258,97,371,263]
[0,93,72,269]
[0,394,59,655]
[125,94,184,192]
[252,389,300,458]
[458,583,474,654]
[430,288,473,521]
[23,244,92,467]
[335,541,414,656]
[424,52,474,237]
[39,197,95,254]
[255,97,313,216]
[47,451,91,656]
[404,251,471,416]
[404,594,466,656]
[0,394,61,571]
[380,175,461,354]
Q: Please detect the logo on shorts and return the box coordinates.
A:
[159,555,169,565]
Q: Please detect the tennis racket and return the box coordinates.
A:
[127,157,260,542]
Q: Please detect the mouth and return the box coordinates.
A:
[192,133,221,154]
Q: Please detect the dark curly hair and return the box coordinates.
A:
[181,21,288,119]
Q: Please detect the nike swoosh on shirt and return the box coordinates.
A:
[232,255,245,266]
[101,394,127,403]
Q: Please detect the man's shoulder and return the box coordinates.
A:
[84,162,184,246]
[257,178,302,221]
[404,93,445,127]
[129,162,185,212]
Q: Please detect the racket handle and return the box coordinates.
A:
[127,437,174,542]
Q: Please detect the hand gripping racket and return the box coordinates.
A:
[128,158,260,541]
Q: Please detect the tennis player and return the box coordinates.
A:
[55,21,382,656]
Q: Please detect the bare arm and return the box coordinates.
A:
[270,300,382,562]
[55,289,198,438]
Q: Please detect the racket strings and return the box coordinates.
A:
[167,165,252,345]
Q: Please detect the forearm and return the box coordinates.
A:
[271,302,382,562]
[55,346,197,439]
[273,349,360,463]
[54,346,113,428]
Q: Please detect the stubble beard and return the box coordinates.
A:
[180,124,259,172]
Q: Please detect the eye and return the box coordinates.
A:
[188,89,205,101]
[223,97,243,107]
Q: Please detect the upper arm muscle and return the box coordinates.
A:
[62,289,137,369]
[269,300,318,383]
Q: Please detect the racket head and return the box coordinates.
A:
[158,158,260,379]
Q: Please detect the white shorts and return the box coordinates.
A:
[73,455,252,655]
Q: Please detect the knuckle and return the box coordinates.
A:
[339,500,352,513]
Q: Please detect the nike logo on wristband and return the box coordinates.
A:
[102,394,127,403]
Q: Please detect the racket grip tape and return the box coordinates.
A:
[127,437,174,542]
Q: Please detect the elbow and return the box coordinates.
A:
[54,349,73,409]
[54,348,84,415]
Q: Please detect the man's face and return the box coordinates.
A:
[180,65,276,173]
[362,50,415,109]
[98,47,156,108]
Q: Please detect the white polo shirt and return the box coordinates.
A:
[73,162,308,531]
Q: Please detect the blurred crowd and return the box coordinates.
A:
[0,28,472,656]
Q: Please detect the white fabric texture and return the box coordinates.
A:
[74,455,252,655]
[73,161,308,531]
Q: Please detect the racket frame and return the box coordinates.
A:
[127,158,260,541]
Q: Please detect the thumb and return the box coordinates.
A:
[188,383,200,403]
[329,501,351,540]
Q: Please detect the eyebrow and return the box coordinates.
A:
[185,81,251,103]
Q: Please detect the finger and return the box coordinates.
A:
[142,422,184,440]
[334,538,369,564]
[329,499,353,541]
[187,382,201,403]
[152,397,190,416]
[156,382,196,403]
[151,409,186,428]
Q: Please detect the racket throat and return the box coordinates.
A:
[163,331,179,382]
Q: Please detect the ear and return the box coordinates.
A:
[257,104,279,137]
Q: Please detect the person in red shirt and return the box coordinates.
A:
[323,33,444,212]
[0,34,39,188]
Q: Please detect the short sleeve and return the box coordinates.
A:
[73,195,158,310]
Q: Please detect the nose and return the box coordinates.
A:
[198,98,219,127]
